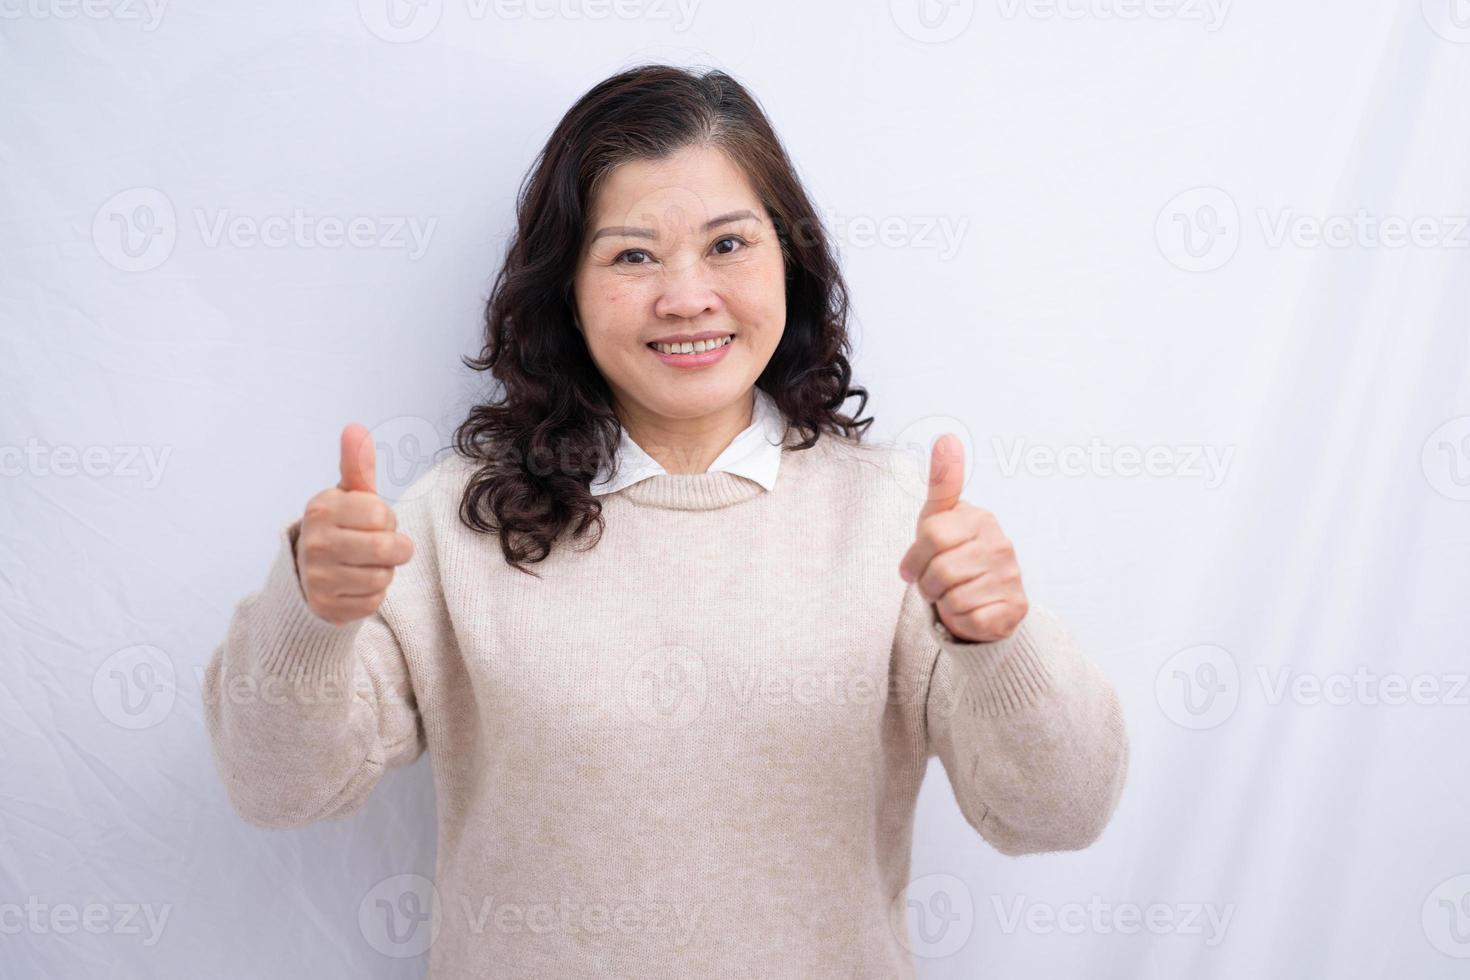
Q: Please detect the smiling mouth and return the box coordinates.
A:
[646,334,735,355]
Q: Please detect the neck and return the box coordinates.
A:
[616,389,757,475]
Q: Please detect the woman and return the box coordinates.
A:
[203,64,1129,978]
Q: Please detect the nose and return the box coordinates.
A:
[653,259,721,322]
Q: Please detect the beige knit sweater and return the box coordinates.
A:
[202,429,1129,978]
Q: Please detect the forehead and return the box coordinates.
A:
[588,145,761,229]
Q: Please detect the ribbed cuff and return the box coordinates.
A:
[928,602,1060,717]
[248,518,363,691]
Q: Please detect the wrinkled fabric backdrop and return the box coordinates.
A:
[4,2,1469,977]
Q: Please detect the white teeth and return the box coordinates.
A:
[652,334,733,355]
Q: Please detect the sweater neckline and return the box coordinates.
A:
[614,427,820,511]
[616,469,771,511]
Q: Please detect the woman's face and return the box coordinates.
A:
[572,144,786,428]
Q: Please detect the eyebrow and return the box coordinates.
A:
[588,208,760,244]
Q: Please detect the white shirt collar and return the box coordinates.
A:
[590,387,787,496]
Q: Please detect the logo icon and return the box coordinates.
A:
[623,643,708,730]
[1422,416,1470,501]
[359,0,443,42]
[890,0,976,42]
[1156,186,1240,272]
[359,873,441,957]
[1156,643,1239,729]
[1423,0,1470,43]
[93,644,177,729]
[93,187,177,272]
[891,872,974,958]
[1423,873,1470,957]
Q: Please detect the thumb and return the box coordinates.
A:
[918,433,964,523]
[338,423,377,494]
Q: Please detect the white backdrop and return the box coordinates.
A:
[5,2,1470,977]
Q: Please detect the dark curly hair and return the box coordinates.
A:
[452,62,874,574]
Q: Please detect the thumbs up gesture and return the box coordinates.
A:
[294,423,416,627]
[897,434,1028,643]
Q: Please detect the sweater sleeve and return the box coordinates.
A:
[200,515,429,829]
[905,581,1130,855]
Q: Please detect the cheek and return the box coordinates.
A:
[722,261,786,321]
[579,280,652,356]
[582,279,638,325]
[599,271,656,307]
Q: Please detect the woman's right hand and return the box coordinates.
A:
[294,424,416,626]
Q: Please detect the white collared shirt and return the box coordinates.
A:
[589,387,788,496]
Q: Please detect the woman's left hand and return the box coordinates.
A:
[897,433,1029,643]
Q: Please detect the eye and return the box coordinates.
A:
[612,236,747,265]
[712,235,747,256]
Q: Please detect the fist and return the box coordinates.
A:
[294,423,415,627]
[897,434,1028,643]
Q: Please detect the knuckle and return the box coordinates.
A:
[372,535,396,564]
[945,521,974,549]
[973,611,1008,637]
